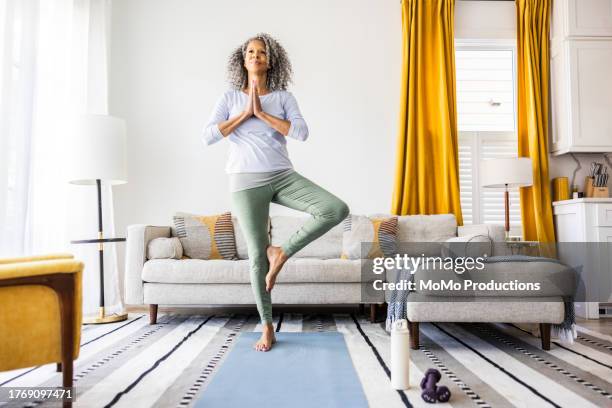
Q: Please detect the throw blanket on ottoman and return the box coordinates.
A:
[385,255,578,344]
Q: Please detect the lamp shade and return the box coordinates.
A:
[68,114,127,185]
[480,157,532,188]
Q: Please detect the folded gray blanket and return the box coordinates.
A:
[385,255,577,344]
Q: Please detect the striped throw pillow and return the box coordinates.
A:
[173,212,238,260]
[341,215,398,259]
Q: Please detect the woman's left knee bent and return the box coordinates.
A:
[324,199,350,225]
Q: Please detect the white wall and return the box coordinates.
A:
[109,0,402,237]
[455,0,516,39]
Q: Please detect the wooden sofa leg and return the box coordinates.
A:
[540,323,551,350]
[149,304,158,324]
[56,362,62,372]
[370,304,377,323]
[409,321,419,350]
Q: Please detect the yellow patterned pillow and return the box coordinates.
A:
[341,215,398,259]
[173,212,238,260]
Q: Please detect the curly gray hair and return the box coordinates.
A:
[226,33,293,91]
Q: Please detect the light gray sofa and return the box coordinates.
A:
[125,214,461,324]
[124,213,567,349]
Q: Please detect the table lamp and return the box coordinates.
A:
[69,114,128,324]
[480,157,533,240]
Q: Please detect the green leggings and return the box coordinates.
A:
[231,171,350,324]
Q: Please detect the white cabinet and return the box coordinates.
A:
[553,198,612,318]
[551,40,612,154]
[550,0,612,155]
[552,0,612,39]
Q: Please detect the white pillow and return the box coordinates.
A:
[147,237,183,260]
[441,234,492,259]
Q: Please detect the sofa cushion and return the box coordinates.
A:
[341,215,398,259]
[397,214,457,242]
[270,215,343,259]
[396,214,457,256]
[142,258,365,284]
[142,282,380,305]
[173,212,238,260]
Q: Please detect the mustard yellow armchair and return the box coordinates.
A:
[0,253,83,407]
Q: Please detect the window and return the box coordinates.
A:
[455,42,522,234]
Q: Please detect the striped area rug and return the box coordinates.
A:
[1,313,611,407]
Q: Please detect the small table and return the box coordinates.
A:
[505,240,540,256]
[71,237,127,324]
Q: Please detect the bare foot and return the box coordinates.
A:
[254,323,277,352]
[265,245,288,292]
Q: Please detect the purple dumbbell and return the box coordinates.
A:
[421,369,440,403]
[420,368,452,403]
[437,385,451,403]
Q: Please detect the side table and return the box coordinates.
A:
[71,236,127,324]
[505,240,540,256]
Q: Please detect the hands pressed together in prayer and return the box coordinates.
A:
[244,79,264,119]
[242,79,291,136]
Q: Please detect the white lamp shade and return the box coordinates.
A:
[68,114,127,185]
[480,157,533,188]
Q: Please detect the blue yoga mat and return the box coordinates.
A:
[195,332,368,408]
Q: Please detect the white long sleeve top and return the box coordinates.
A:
[202,89,309,174]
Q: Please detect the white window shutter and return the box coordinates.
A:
[480,135,521,232]
[456,48,516,132]
[458,133,476,225]
[458,132,522,234]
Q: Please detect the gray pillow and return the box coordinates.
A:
[147,237,183,260]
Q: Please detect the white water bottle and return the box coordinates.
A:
[391,319,411,389]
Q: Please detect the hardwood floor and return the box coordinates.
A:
[576,317,612,336]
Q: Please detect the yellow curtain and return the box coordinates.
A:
[391,0,463,225]
[516,0,556,242]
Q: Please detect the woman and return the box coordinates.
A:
[202,33,350,352]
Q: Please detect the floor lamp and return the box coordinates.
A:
[480,157,533,240]
[69,114,128,324]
